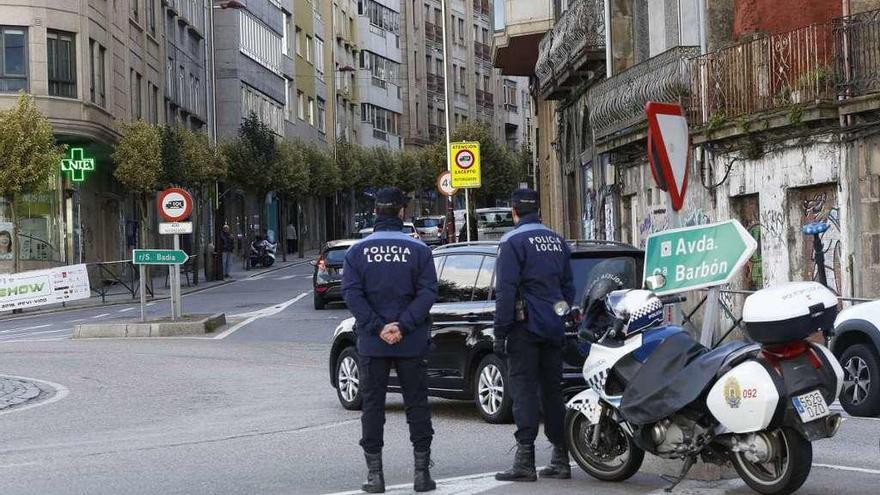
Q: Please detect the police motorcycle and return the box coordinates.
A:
[560,276,844,494]
[248,235,277,268]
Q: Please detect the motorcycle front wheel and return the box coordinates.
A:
[730,427,812,495]
[565,408,644,482]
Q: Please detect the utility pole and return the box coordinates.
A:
[440,0,457,243]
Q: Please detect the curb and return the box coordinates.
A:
[0,259,314,322]
[73,313,227,339]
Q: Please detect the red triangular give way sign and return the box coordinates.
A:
[646,102,690,211]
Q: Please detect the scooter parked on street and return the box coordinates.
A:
[563,276,844,494]
[248,237,277,268]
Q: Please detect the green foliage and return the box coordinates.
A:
[299,140,340,196]
[275,140,310,197]
[224,113,279,196]
[788,103,804,126]
[0,93,66,199]
[112,120,163,195]
[169,126,226,187]
[706,112,727,132]
[449,120,527,204]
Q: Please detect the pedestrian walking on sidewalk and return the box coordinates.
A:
[342,187,439,493]
[220,225,234,278]
[286,222,298,254]
[493,188,575,483]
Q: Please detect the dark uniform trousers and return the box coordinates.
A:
[359,356,434,454]
[507,325,565,446]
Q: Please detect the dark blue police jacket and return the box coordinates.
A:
[494,214,575,342]
[342,216,438,357]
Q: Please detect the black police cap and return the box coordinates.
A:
[511,188,539,212]
[375,187,410,209]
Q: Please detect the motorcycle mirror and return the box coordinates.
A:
[553,301,571,317]
[644,274,666,291]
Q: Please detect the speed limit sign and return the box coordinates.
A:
[437,171,458,197]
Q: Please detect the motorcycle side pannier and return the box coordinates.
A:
[742,282,838,344]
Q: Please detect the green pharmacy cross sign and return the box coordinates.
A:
[61,147,96,182]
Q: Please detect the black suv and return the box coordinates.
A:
[329,240,644,423]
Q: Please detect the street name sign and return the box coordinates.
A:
[0,264,90,311]
[133,249,189,265]
[646,102,690,211]
[643,220,757,295]
[449,141,481,188]
[159,221,194,235]
[158,188,193,222]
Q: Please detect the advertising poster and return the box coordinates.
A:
[0,264,91,311]
[0,221,13,261]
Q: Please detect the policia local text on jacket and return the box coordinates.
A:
[493,188,576,483]
[342,192,439,493]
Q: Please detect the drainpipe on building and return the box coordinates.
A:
[604,0,612,78]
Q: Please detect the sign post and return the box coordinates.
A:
[157,188,194,321]
[449,141,481,242]
[643,220,757,345]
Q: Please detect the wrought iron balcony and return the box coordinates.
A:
[588,46,700,143]
[834,8,880,98]
[535,0,605,99]
[474,41,491,61]
[427,73,445,94]
[689,22,834,126]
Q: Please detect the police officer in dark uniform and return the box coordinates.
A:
[342,187,439,493]
[494,188,575,482]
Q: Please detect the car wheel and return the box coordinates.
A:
[335,347,362,411]
[314,291,326,310]
[839,344,880,417]
[473,354,513,424]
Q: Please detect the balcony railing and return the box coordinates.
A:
[474,41,491,61]
[689,22,834,126]
[429,124,445,142]
[834,8,880,98]
[427,73,445,94]
[535,0,605,97]
[589,46,700,141]
[424,22,443,44]
[476,89,494,110]
[473,0,490,17]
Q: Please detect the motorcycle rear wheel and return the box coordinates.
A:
[730,427,812,495]
[565,408,644,482]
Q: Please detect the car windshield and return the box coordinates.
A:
[570,256,641,305]
[402,225,416,234]
[478,211,514,228]
[324,247,349,264]
[414,218,441,228]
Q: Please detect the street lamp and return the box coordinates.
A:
[332,65,357,241]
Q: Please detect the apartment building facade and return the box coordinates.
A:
[0,0,166,271]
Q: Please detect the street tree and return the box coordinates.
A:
[447,120,527,205]
[223,114,279,227]
[112,120,163,248]
[0,94,66,271]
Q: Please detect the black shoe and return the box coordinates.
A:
[495,443,537,482]
[413,449,437,492]
[362,452,385,493]
[538,444,571,479]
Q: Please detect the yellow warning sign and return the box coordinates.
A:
[449,141,481,189]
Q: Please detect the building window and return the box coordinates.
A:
[365,0,401,35]
[452,63,458,92]
[459,66,466,92]
[360,103,401,138]
[458,18,464,43]
[132,0,140,23]
[297,90,305,120]
[284,78,291,119]
[316,97,326,134]
[305,35,313,63]
[130,70,142,119]
[308,96,315,126]
[178,65,185,107]
[89,39,106,106]
[295,26,303,57]
[47,30,76,98]
[425,55,431,74]
[0,27,27,92]
[315,37,324,78]
[503,80,517,111]
[361,50,399,89]
[240,83,284,135]
[149,83,159,123]
[282,12,290,55]
[239,11,283,75]
[148,0,157,36]
[166,57,173,97]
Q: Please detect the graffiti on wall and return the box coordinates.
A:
[732,195,763,291]
[789,187,842,294]
[634,207,709,249]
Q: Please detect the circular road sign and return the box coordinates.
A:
[158,188,193,222]
[437,171,458,197]
[454,149,475,169]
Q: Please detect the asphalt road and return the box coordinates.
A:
[1,262,879,494]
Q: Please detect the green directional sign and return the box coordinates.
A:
[132,249,189,265]
[643,220,757,295]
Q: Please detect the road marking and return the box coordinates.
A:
[213,291,311,339]
[146,302,156,307]
[0,324,51,334]
[275,275,297,280]
[69,318,87,323]
[0,337,67,344]
[92,313,110,319]
[118,307,135,313]
[814,463,880,475]
[0,329,71,340]
[323,469,511,495]
[0,374,70,417]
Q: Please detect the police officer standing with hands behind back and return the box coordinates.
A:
[494,188,575,483]
[342,187,439,493]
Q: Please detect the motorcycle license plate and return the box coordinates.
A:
[792,390,829,423]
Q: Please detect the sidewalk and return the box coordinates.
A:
[0,250,318,321]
